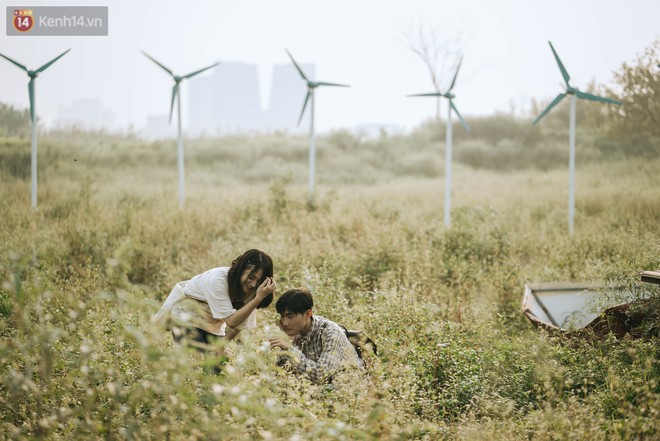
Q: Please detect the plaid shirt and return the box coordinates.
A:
[283,315,363,383]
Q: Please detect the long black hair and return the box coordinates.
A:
[227,249,274,309]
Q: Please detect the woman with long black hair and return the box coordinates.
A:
[153,249,276,348]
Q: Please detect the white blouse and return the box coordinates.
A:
[153,267,257,336]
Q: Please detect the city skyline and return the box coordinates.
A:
[48,61,318,137]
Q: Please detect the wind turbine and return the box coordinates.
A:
[408,57,470,228]
[142,51,218,208]
[532,41,621,236]
[286,49,349,205]
[0,49,70,208]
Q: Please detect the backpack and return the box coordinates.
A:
[339,325,377,360]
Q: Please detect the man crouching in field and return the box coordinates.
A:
[269,288,364,383]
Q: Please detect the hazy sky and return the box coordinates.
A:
[0,0,658,133]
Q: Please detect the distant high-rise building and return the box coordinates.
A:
[186,61,315,135]
[266,62,314,133]
[141,114,176,140]
[55,98,115,130]
[188,62,262,136]
[188,75,216,135]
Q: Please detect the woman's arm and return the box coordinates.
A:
[224,326,241,341]
[223,277,276,328]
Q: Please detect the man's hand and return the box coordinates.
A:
[269,337,292,350]
[256,277,276,300]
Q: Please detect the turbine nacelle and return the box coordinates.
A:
[559,80,577,95]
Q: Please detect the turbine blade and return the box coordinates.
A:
[298,90,311,126]
[182,62,220,80]
[450,100,471,133]
[28,78,35,123]
[142,51,174,76]
[532,93,566,125]
[285,49,308,81]
[548,41,571,87]
[35,48,71,74]
[0,52,28,71]
[448,56,463,92]
[316,81,350,87]
[169,83,179,124]
[407,92,442,97]
[575,90,622,105]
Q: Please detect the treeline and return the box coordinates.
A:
[0,103,31,138]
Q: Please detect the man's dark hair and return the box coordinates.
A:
[227,249,274,309]
[276,288,314,315]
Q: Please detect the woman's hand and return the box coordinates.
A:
[256,277,276,300]
[223,277,276,328]
[224,277,276,329]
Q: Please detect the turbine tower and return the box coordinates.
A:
[532,41,621,236]
[142,51,218,208]
[408,57,471,228]
[286,49,349,206]
[0,49,70,208]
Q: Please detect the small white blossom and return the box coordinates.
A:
[258,429,273,440]
[106,383,118,395]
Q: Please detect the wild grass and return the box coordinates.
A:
[0,129,658,440]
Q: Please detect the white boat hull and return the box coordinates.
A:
[522,282,651,337]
